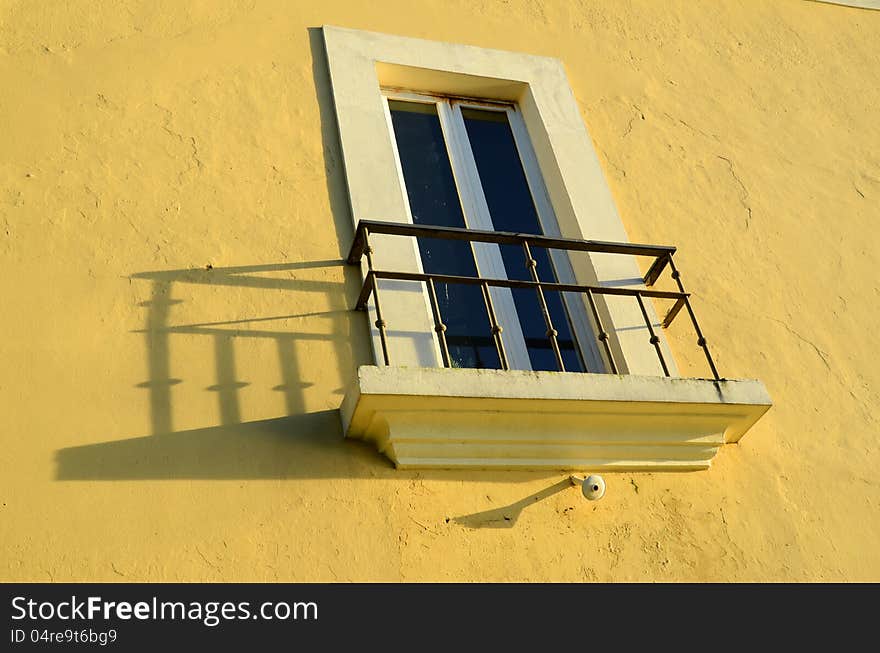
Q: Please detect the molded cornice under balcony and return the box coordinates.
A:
[340,366,772,471]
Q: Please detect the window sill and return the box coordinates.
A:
[340,366,772,471]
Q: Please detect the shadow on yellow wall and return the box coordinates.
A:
[55,260,389,480]
[454,478,575,528]
[55,410,390,480]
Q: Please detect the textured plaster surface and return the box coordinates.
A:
[1,0,878,581]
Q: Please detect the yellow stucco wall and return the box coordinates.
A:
[1,0,878,582]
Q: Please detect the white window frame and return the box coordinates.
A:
[381,89,605,372]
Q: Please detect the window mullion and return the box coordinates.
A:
[437,101,532,372]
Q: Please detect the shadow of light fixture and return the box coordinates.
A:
[453,474,606,529]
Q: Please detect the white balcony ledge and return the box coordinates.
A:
[340,366,772,471]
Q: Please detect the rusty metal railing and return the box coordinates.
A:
[346,220,720,381]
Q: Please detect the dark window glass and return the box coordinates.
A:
[388,100,500,369]
[461,107,585,372]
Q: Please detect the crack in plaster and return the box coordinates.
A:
[622,104,645,138]
[717,155,752,228]
[663,111,720,142]
[767,317,831,370]
[155,104,204,183]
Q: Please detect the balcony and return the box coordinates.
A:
[340,220,771,471]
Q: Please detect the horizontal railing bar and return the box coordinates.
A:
[347,220,676,265]
[354,269,688,311]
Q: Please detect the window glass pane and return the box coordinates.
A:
[461,107,585,372]
[388,100,500,369]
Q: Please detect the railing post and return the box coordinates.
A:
[522,241,565,372]
[584,289,618,374]
[666,255,721,382]
[635,291,670,377]
[480,281,509,371]
[362,227,390,366]
[426,277,452,368]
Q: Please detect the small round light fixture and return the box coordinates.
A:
[570,474,606,501]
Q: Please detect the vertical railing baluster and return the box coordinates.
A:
[426,277,452,368]
[481,281,509,371]
[522,241,565,372]
[362,227,390,366]
[666,255,721,382]
[635,291,670,377]
[584,289,618,374]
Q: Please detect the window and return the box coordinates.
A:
[382,91,603,373]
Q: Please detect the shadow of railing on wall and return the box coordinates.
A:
[54,259,387,480]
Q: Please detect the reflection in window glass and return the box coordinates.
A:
[388,101,500,369]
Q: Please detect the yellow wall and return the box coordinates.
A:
[1,0,878,581]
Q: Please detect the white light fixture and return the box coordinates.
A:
[570,474,606,501]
